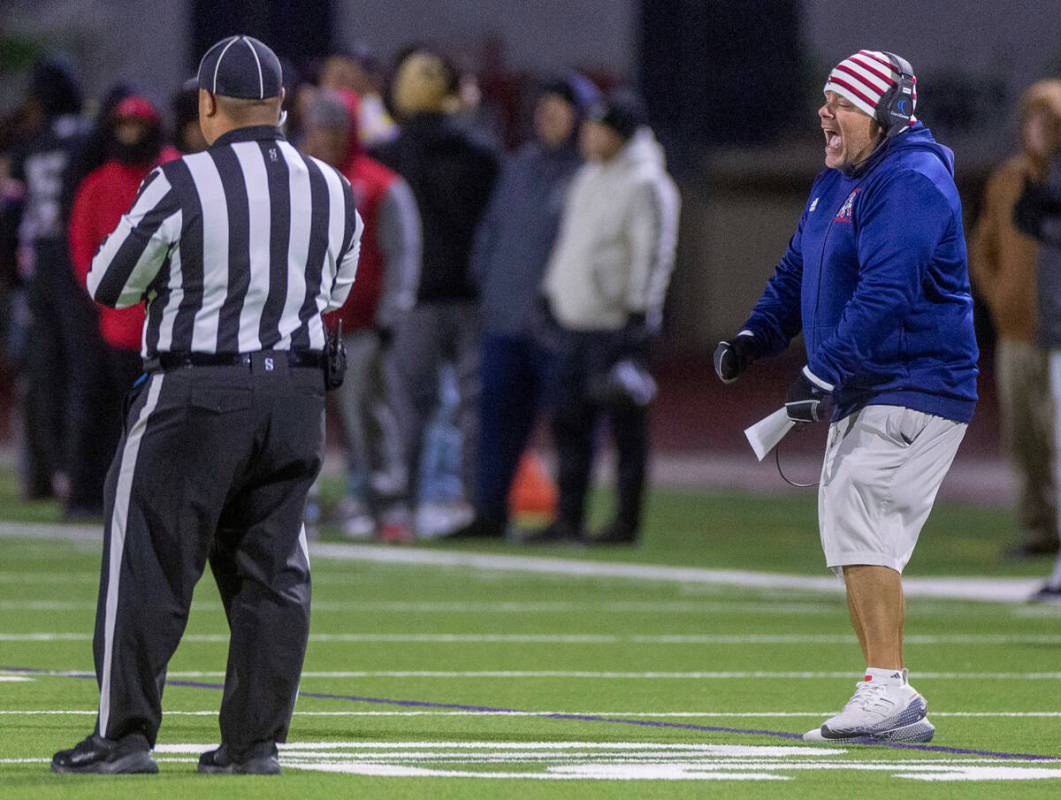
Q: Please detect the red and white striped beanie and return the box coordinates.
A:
[824,50,917,124]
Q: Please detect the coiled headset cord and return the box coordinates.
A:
[774,426,820,488]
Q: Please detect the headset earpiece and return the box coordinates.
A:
[876,52,916,138]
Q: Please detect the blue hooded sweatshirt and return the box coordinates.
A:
[743,124,979,423]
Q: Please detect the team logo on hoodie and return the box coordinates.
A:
[833,188,861,223]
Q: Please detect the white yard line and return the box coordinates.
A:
[5,632,1061,645]
[4,709,1061,718]
[0,600,848,616]
[0,572,97,584]
[0,523,1043,603]
[10,668,1061,680]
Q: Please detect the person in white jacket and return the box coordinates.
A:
[528,91,680,545]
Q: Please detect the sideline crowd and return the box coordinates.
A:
[0,46,680,547]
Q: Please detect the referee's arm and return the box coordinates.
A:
[87,167,182,309]
[324,204,365,313]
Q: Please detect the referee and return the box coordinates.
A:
[52,35,362,775]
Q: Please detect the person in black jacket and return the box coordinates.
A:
[372,46,499,537]
[7,58,97,510]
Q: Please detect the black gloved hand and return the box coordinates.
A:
[621,311,657,357]
[713,333,761,384]
[785,367,834,423]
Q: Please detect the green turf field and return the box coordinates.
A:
[2,480,1061,798]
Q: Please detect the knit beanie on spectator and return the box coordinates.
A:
[823,50,917,123]
[587,90,647,140]
[111,95,164,166]
[539,73,600,117]
[30,57,83,117]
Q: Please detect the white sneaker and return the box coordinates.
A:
[415,501,475,539]
[803,717,936,743]
[803,669,931,742]
[336,497,376,540]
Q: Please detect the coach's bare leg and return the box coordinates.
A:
[845,591,869,663]
[843,565,904,669]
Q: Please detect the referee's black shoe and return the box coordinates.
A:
[52,733,158,774]
[198,742,281,775]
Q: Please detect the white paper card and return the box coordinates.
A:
[744,407,796,462]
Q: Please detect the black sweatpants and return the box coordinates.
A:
[22,239,103,499]
[92,354,325,753]
[551,329,649,534]
[68,346,143,515]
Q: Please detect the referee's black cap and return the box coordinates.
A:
[196,35,283,100]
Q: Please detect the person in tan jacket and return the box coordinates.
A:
[969,79,1061,556]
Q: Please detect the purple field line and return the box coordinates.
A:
[5,666,1059,762]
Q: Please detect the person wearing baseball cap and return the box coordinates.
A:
[52,35,363,776]
[714,51,978,744]
[195,34,286,143]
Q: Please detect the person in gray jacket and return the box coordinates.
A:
[1015,144,1061,599]
[452,74,599,540]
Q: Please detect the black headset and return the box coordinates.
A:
[876,52,916,138]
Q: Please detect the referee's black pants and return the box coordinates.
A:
[91,355,325,754]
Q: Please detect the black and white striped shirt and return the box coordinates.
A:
[87,125,363,358]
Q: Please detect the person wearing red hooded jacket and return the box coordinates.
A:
[67,95,178,516]
[302,88,421,540]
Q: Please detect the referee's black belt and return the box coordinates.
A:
[146,350,324,372]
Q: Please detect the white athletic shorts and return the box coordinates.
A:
[818,404,966,575]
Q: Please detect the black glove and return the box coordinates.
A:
[713,333,760,384]
[785,367,834,423]
[621,311,657,357]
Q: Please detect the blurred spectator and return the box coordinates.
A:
[528,91,679,545]
[68,83,136,194]
[414,364,467,537]
[461,74,599,539]
[372,46,500,537]
[0,103,43,446]
[7,57,93,505]
[67,95,179,517]
[286,76,319,148]
[1014,113,1061,600]
[970,80,1061,557]
[170,83,207,154]
[302,89,421,540]
[320,49,397,146]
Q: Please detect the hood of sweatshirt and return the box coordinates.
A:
[609,127,667,173]
[850,122,954,179]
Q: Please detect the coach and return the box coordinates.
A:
[52,35,362,775]
[715,51,977,743]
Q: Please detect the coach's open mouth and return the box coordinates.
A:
[823,127,842,155]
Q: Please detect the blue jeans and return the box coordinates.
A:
[477,333,555,524]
